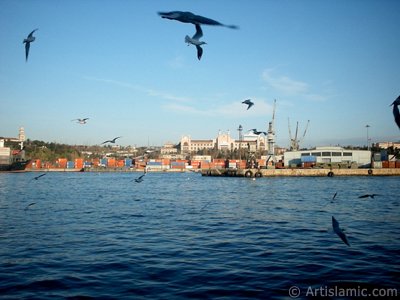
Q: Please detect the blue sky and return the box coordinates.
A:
[1,0,399,148]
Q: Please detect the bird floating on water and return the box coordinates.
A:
[332,216,350,247]
[23,29,38,62]
[33,173,46,180]
[185,24,206,60]
[158,11,239,29]
[390,95,400,129]
[358,194,379,199]
[242,99,254,110]
[72,118,89,124]
[101,137,121,144]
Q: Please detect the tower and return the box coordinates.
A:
[18,127,26,142]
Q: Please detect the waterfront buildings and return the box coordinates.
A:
[180,129,267,154]
[283,146,372,168]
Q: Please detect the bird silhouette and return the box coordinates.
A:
[358,194,379,199]
[72,118,89,124]
[32,173,46,180]
[250,129,267,135]
[158,11,239,29]
[23,29,38,62]
[391,95,400,129]
[185,24,206,60]
[332,216,350,246]
[24,202,36,210]
[242,99,254,110]
[332,192,338,200]
[101,137,121,144]
[134,174,146,183]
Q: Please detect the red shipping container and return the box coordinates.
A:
[107,158,116,167]
[75,158,84,169]
[396,161,400,168]
[389,161,396,168]
[382,161,389,168]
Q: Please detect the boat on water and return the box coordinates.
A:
[0,139,30,172]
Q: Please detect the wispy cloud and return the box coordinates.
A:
[163,99,273,118]
[83,76,193,103]
[261,69,329,102]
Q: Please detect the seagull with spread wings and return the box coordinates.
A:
[23,29,38,62]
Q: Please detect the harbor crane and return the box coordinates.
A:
[288,119,310,151]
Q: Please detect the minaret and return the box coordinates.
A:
[18,127,26,141]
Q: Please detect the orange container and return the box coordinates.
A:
[75,158,84,169]
[107,158,116,167]
[382,161,389,168]
[117,160,125,167]
[389,161,396,168]
[35,159,42,169]
[396,161,400,168]
[58,158,67,168]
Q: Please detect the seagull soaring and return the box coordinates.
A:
[134,174,146,183]
[33,173,46,180]
[23,29,38,62]
[250,129,267,135]
[391,95,400,129]
[358,194,379,199]
[101,136,121,144]
[72,118,89,124]
[158,11,239,29]
[185,24,206,60]
[242,99,254,110]
[332,216,350,246]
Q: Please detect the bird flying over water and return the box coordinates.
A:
[242,99,254,110]
[332,192,338,200]
[24,202,36,210]
[158,11,239,29]
[23,29,38,62]
[33,173,46,180]
[185,24,206,60]
[101,137,121,144]
[332,216,350,247]
[134,174,146,183]
[358,194,379,199]
[391,95,400,129]
[71,118,89,124]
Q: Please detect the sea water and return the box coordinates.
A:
[0,172,399,299]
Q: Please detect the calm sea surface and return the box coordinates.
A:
[0,172,399,299]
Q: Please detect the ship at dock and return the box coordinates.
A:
[0,128,30,172]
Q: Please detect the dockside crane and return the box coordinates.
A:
[288,119,310,151]
[266,99,277,166]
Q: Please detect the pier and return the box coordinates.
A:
[201,168,400,177]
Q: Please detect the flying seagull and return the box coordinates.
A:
[242,99,254,110]
[158,11,239,29]
[101,137,121,144]
[24,202,36,210]
[134,174,146,183]
[71,118,89,124]
[332,192,338,200]
[332,216,350,247]
[23,28,38,62]
[250,129,267,135]
[391,95,400,129]
[185,24,206,60]
[358,194,379,199]
[33,173,46,180]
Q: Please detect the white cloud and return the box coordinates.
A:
[261,69,328,102]
[163,99,273,118]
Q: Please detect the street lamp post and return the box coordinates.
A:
[366,125,370,151]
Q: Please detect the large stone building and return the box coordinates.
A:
[180,130,267,154]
